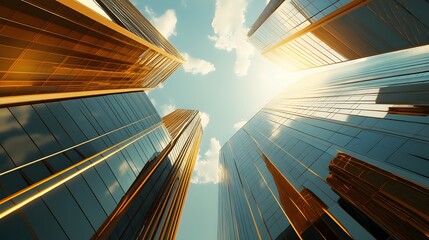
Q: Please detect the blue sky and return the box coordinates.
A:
[130,0,308,239]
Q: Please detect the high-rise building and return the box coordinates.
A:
[0,1,202,239]
[0,93,202,239]
[0,0,184,105]
[248,0,429,70]
[95,109,202,240]
[218,45,429,240]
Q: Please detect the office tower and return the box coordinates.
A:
[248,0,429,70]
[0,0,184,105]
[95,109,202,240]
[218,46,429,240]
[0,93,202,239]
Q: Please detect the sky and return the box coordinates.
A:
[130,0,310,239]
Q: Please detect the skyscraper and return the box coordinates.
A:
[248,0,429,70]
[218,45,429,240]
[0,0,184,105]
[94,109,202,240]
[0,93,202,239]
[0,1,203,239]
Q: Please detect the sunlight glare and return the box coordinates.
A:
[246,55,320,108]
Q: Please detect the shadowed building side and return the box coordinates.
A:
[249,0,429,70]
[327,153,429,240]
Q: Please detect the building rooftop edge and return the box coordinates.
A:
[248,0,285,37]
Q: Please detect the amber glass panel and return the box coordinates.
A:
[0,1,182,97]
[327,153,429,240]
[261,154,351,239]
[387,106,429,116]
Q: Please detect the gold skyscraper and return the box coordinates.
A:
[0,0,184,105]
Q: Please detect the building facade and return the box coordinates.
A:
[218,45,429,240]
[248,0,429,70]
[0,0,184,104]
[0,1,202,239]
[0,93,202,239]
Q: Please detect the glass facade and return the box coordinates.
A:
[95,109,202,240]
[0,92,202,239]
[0,0,183,98]
[95,0,183,58]
[249,0,429,70]
[218,46,429,240]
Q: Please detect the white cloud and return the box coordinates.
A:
[0,107,30,132]
[161,104,176,116]
[199,112,210,130]
[182,53,215,75]
[119,161,130,175]
[108,182,120,193]
[144,7,177,39]
[191,138,221,184]
[233,120,247,131]
[209,0,254,76]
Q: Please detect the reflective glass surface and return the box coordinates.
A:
[218,46,429,240]
[0,92,173,239]
[96,110,203,240]
[249,0,429,69]
[0,0,183,96]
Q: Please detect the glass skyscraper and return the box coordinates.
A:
[248,0,429,70]
[0,1,203,239]
[0,93,202,239]
[218,45,429,240]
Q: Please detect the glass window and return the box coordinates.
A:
[46,102,87,144]
[0,211,36,239]
[0,108,42,166]
[66,175,107,230]
[94,162,124,203]
[43,185,94,239]
[21,198,68,240]
[81,168,116,214]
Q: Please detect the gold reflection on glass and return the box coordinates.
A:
[327,153,429,240]
[0,123,163,219]
[261,154,351,239]
[0,0,183,98]
[94,110,202,240]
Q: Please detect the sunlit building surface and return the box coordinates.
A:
[249,0,429,70]
[0,0,184,102]
[0,96,202,239]
[218,46,429,240]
